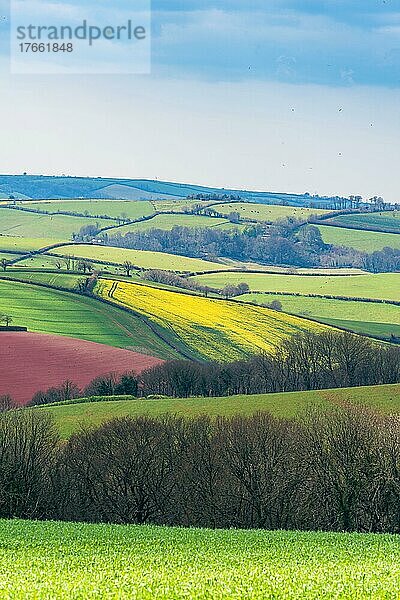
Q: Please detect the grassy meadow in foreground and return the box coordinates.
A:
[44,384,400,438]
[0,520,399,599]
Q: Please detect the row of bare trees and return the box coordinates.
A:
[141,331,400,398]
[2,405,400,533]
[26,331,400,407]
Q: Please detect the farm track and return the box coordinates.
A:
[105,280,197,361]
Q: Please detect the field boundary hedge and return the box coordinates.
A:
[186,268,365,277]
[235,289,400,307]
[36,395,137,407]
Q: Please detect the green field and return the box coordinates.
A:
[23,199,155,220]
[0,236,59,252]
[212,221,246,232]
[0,269,86,289]
[329,211,400,232]
[1,520,399,599]
[111,213,230,235]
[216,202,329,222]
[15,254,122,274]
[17,251,367,276]
[0,208,116,240]
[316,224,400,251]
[238,293,400,340]
[193,272,400,302]
[321,318,400,340]
[0,252,19,262]
[51,244,230,272]
[0,279,182,358]
[152,198,206,212]
[15,255,74,269]
[43,384,400,438]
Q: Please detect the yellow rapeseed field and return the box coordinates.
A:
[96,279,326,360]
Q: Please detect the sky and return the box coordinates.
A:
[0,0,399,201]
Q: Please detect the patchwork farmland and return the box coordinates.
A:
[0,194,398,358]
[22,199,156,220]
[0,278,185,358]
[95,279,328,360]
[324,210,400,233]
[214,201,329,222]
[3,0,400,586]
[238,293,400,340]
[0,207,114,239]
[0,180,399,599]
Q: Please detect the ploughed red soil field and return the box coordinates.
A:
[0,332,164,405]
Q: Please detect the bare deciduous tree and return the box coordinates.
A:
[123,261,135,277]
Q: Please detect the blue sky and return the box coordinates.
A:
[1,0,399,85]
[150,0,400,87]
[0,1,399,201]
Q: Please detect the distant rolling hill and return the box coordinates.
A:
[0,174,333,206]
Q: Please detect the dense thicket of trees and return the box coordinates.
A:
[95,224,400,272]
[103,223,325,268]
[28,332,400,406]
[3,405,400,533]
[363,247,400,273]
